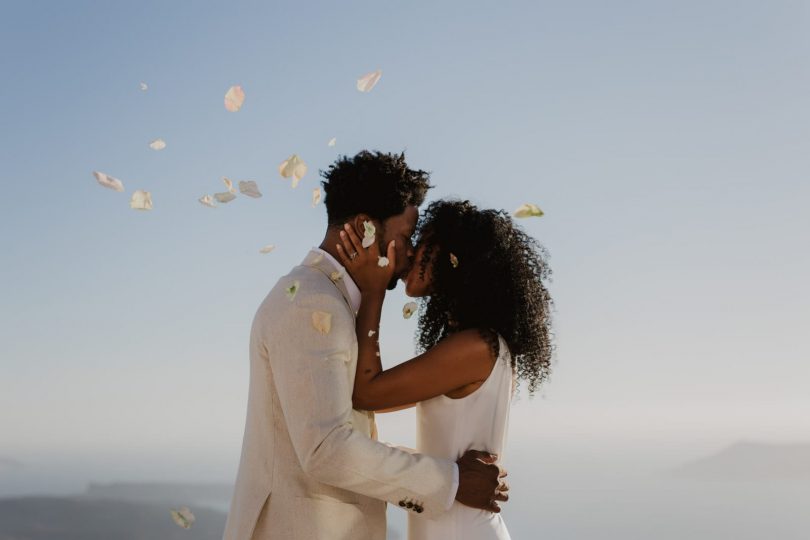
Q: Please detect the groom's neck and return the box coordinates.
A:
[318,227,342,262]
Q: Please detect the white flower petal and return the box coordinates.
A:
[312,311,332,334]
[259,244,275,254]
[513,203,544,218]
[222,177,237,194]
[170,507,195,529]
[330,269,344,282]
[377,256,389,267]
[238,180,262,198]
[368,330,376,337]
[198,195,216,207]
[286,280,300,301]
[312,187,321,207]
[139,82,148,91]
[362,220,376,248]
[130,190,153,210]
[93,171,125,192]
[356,69,382,92]
[328,137,336,147]
[214,191,236,203]
[402,302,417,319]
[449,253,459,268]
[224,85,245,112]
[148,138,166,151]
[279,154,308,184]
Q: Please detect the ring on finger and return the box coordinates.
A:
[349,251,359,261]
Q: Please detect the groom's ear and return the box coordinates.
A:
[350,213,372,236]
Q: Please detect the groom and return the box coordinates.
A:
[223,151,507,540]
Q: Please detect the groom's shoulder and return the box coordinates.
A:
[260,264,343,314]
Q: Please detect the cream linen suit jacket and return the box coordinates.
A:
[223,250,457,540]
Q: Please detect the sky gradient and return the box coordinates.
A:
[1,0,808,489]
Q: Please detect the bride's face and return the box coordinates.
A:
[404,243,434,297]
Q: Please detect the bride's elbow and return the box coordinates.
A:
[351,391,377,412]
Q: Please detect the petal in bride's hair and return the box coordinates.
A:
[449,253,459,268]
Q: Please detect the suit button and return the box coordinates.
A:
[406,501,414,509]
[398,500,407,507]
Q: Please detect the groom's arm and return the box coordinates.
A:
[264,288,457,518]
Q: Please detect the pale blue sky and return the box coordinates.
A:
[1,0,808,484]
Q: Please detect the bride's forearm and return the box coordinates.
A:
[354,290,385,392]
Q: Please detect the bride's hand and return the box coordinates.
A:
[336,222,396,296]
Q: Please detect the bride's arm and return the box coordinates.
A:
[336,224,496,411]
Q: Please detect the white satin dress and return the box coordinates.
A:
[409,334,514,540]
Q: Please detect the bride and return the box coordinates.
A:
[335,199,554,540]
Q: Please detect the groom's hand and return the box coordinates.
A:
[455,450,509,513]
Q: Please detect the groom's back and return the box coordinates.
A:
[223,261,385,540]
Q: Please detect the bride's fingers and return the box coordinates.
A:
[342,223,365,257]
[338,230,357,259]
[335,243,353,267]
[386,239,397,269]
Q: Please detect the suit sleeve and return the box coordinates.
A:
[264,289,457,517]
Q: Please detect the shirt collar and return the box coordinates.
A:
[312,247,361,313]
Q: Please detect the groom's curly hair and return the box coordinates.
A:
[413,200,555,395]
[320,151,433,225]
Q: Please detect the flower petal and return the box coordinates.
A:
[513,203,544,218]
[139,82,148,91]
[368,330,376,337]
[259,244,275,254]
[130,190,153,210]
[170,507,195,529]
[356,69,382,92]
[285,280,300,301]
[279,154,308,185]
[214,191,236,203]
[362,220,376,248]
[238,180,262,198]
[93,171,125,192]
[377,256,389,267]
[330,269,344,282]
[224,85,245,112]
[402,302,417,319]
[449,253,459,268]
[312,187,321,207]
[198,195,216,207]
[222,177,237,194]
[312,311,332,334]
[148,138,166,151]
[328,137,336,147]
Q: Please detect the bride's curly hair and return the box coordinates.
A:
[413,199,554,395]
